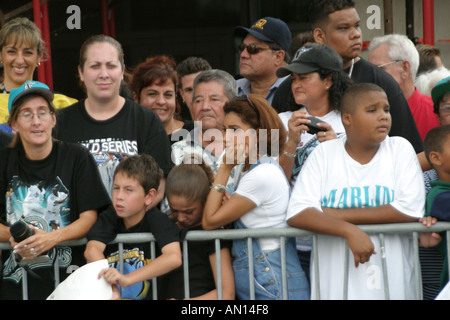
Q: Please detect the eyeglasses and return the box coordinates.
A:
[377,60,402,69]
[18,110,54,122]
[439,104,450,114]
[238,43,274,55]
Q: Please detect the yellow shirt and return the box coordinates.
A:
[0,92,78,123]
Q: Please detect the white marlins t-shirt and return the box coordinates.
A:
[279,109,345,251]
[287,136,425,299]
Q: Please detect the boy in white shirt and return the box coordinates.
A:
[287,83,425,299]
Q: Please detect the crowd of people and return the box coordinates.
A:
[0,0,450,300]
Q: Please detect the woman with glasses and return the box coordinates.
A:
[0,81,110,300]
[202,94,310,300]
[0,17,76,134]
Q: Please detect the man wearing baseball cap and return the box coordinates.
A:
[234,17,292,105]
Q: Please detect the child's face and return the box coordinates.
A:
[168,195,204,229]
[431,135,450,175]
[112,172,150,225]
[438,93,450,125]
[345,90,391,145]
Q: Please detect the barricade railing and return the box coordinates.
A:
[1,222,450,300]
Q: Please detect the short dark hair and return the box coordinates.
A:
[289,30,315,58]
[308,0,356,29]
[416,44,441,75]
[340,83,385,114]
[176,57,212,87]
[424,125,450,166]
[114,154,163,194]
[176,57,211,77]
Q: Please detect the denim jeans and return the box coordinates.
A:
[232,219,310,300]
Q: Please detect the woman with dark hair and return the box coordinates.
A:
[202,94,310,300]
[276,43,353,283]
[131,55,193,144]
[277,43,353,181]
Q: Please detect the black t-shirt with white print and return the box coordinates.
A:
[0,140,111,300]
[53,98,174,196]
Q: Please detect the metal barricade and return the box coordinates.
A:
[1,222,450,300]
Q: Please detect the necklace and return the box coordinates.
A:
[348,59,355,78]
[0,83,9,94]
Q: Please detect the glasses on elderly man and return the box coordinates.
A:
[377,60,403,69]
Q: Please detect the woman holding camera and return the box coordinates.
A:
[276,43,353,284]
[0,81,110,300]
[277,43,353,181]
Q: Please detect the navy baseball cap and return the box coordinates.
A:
[277,43,343,77]
[431,76,450,113]
[234,17,292,52]
[8,80,54,114]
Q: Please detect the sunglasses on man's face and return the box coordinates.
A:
[238,43,275,55]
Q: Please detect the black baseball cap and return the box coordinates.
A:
[234,17,292,52]
[276,43,343,77]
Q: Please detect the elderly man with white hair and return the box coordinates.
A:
[368,34,439,141]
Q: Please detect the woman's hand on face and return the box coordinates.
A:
[223,138,247,168]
